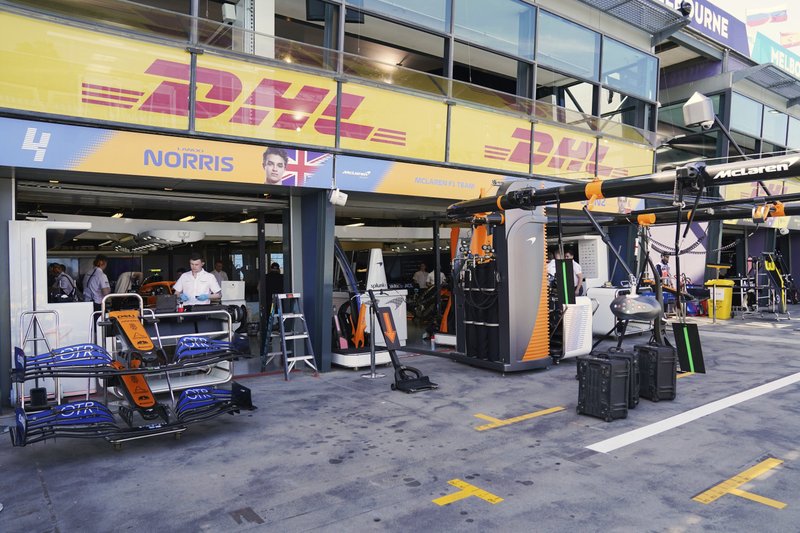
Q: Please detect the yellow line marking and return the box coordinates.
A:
[432,479,504,506]
[693,458,786,509]
[474,406,565,431]
[474,414,503,424]
[728,488,787,510]
[677,372,695,379]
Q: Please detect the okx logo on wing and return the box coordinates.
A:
[82,59,406,146]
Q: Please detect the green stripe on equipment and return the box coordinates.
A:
[561,264,571,304]
[682,326,695,373]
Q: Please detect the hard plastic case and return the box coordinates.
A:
[576,355,629,422]
[635,344,677,401]
[602,350,640,409]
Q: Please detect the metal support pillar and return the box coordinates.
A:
[297,190,334,372]
[0,173,14,408]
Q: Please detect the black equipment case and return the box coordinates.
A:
[635,344,677,401]
[602,350,640,409]
[576,355,629,422]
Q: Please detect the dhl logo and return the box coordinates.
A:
[82,59,406,146]
[484,127,628,178]
[740,181,788,199]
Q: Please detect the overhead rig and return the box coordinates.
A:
[446,154,800,220]
[437,153,800,372]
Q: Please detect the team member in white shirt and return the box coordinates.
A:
[211,260,229,286]
[83,254,111,311]
[547,249,583,296]
[426,269,447,287]
[173,253,222,306]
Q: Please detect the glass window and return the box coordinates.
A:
[656,131,718,170]
[760,142,785,158]
[454,0,535,60]
[730,93,762,138]
[344,13,445,75]
[536,68,594,115]
[537,12,600,81]
[789,117,800,149]
[600,89,652,130]
[348,0,448,33]
[762,107,788,146]
[728,131,758,162]
[601,38,657,101]
[453,41,522,96]
[280,0,333,38]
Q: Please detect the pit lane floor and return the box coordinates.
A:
[1,306,799,532]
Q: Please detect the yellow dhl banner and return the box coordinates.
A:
[194,55,447,159]
[0,11,446,159]
[449,106,654,180]
[335,83,447,161]
[193,54,337,148]
[0,10,649,182]
[0,12,189,131]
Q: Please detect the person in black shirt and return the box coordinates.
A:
[265,262,284,305]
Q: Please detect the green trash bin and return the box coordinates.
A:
[705,279,734,319]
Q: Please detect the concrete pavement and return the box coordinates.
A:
[1,309,800,531]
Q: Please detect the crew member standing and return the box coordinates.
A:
[547,249,583,296]
[173,253,222,306]
[265,262,284,305]
[564,250,583,296]
[412,263,428,289]
[212,260,229,286]
[50,263,77,302]
[83,254,111,311]
[656,253,673,288]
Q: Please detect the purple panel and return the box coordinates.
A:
[747,228,767,258]
[726,54,751,72]
[660,59,722,90]
[791,234,800,279]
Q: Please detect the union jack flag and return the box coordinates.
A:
[279,149,331,186]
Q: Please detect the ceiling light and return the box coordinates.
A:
[111,212,124,218]
[230,240,241,244]
[179,215,195,222]
[98,240,114,247]
[49,180,59,184]
[240,217,258,224]
[345,222,365,227]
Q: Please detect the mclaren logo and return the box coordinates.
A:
[712,157,799,179]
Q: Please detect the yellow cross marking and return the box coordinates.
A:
[677,372,695,379]
[474,406,565,431]
[693,457,786,509]
[727,488,787,509]
[432,479,503,506]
